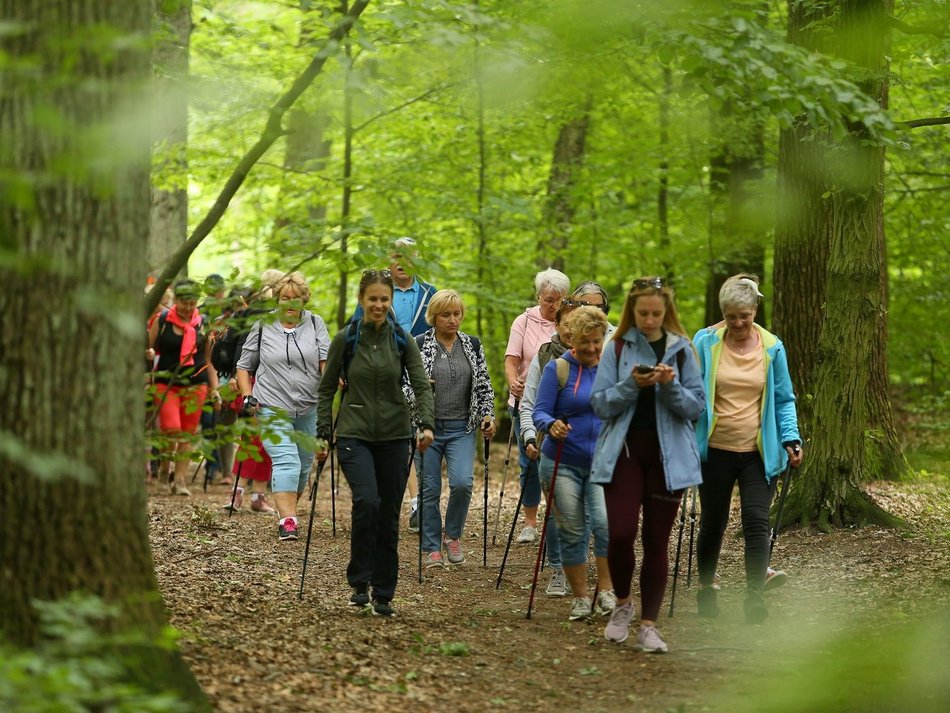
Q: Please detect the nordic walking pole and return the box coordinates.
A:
[298,454,329,600]
[526,433,565,620]
[482,429,491,567]
[686,485,698,586]
[491,398,520,546]
[329,410,339,537]
[227,456,243,518]
[495,485,525,589]
[408,433,421,584]
[191,457,207,485]
[770,445,799,559]
[668,488,690,617]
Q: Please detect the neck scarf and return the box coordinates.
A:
[165,307,202,366]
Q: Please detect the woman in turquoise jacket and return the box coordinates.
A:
[590,277,704,653]
[692,274,803,624]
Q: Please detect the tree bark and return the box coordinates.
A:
[0,0,208,704]
[538,99,592,272]
[149,0,191,279]
[775,0,909,529]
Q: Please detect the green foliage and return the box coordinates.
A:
[0,594,192,712]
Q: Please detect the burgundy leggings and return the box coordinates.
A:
[602,429,683,621]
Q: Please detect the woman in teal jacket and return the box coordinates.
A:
[692,274,803,624]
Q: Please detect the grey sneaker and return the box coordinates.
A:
[516,525,537,543]
[424,551,445,569]
[595,590,617,616]
[444,538,465,564]
[408,507,419,533]
[604,602,634,643]
[568,597,592,621]
[635,624,668,653]
[545,568,568,597]
[764,567,787,591]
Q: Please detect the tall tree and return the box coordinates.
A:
[149,0,192,278]
[774,0,909,529]
[0,0,207,704]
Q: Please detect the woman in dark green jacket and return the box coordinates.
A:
[317,269,435,616]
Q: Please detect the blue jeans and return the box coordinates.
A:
[418,419,477,552]
[510,406,540,508]
[260,406,316,494]
[539,456,607,568]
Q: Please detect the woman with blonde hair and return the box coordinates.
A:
[591,277,705,652]
[408,289,496,567]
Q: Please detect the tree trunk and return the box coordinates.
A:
[336,19,355,330]
[149,0,191,278]
[704,100,767,327]
[538,100,592,272]
[775,0,909,530]
[0,0,208,705]
[658,64,673,281]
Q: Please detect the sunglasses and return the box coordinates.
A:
[560,298,608,313]
[632,277,666,291]
[362,269,392,279]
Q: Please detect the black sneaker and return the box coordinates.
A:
[697,587,720,618]
[372,598,394,617]
[744,591,768,624]
[278,518,299,541]
[350,585,370,607]
[408,507,419,533]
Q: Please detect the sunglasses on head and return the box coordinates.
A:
[362,268,392,279]
[632,277,666,291]
[560,298,608,313]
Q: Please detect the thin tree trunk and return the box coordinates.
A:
[149,0,191,278]
[538,99,592,272]
[0,0,207,704]
[336,13,355,329]
[658,64,672,280]
[474,23,488,337]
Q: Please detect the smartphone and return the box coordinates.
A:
[634,364,656,374]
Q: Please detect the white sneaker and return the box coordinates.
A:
[545,568,568,597]
[764,567,788,591]
[568,597,592,621]
[604,602,634,643]
[516,525,537,544]
[635,624,668,653]
[595,590,617,616]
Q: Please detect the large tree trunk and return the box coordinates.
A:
[0,0,207,704]
[149,0,191,278]
[538,100,592,272]
[774,0,909,530]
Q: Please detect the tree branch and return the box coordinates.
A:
[352,85,448,135]
[886,15,949,38]
[896,116,950,129]
[145,0,372,317]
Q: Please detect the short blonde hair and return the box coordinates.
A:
[275,271,311,302]
[425,289,465,326]
[564,305,608,341]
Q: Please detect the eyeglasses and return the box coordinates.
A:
[631,277,666,291]
[560,298,608,313]
[361,269,392,279]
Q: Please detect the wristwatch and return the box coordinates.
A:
[242,395,259,409]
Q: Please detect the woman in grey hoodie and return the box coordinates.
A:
[236,272,331,542]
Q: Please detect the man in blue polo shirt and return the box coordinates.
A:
[352,236,435,337]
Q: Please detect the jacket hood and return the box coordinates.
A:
[523,305,549,325]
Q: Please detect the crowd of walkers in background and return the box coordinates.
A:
[144,237,803,650]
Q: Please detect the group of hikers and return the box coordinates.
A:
[145,236,803,653]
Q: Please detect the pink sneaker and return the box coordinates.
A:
[222,486,244,512]
[250,492,276,515]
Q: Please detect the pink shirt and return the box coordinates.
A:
[505,306,556,407]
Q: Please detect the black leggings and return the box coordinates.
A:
[337,437,410,602]
[697,447,777,593]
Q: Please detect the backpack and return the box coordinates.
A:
[210,318,242,376]
[342,314,409,392]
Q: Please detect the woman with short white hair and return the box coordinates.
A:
[504,268,570,543]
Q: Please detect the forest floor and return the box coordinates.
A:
[149,445,950,713]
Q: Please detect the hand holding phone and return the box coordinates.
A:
[634,364,655,374]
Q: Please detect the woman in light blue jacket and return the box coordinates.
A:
[692,275,803,624]
[590,277,704,653]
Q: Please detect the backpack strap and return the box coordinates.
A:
[556,356,570,391]
[614,337,623,361]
